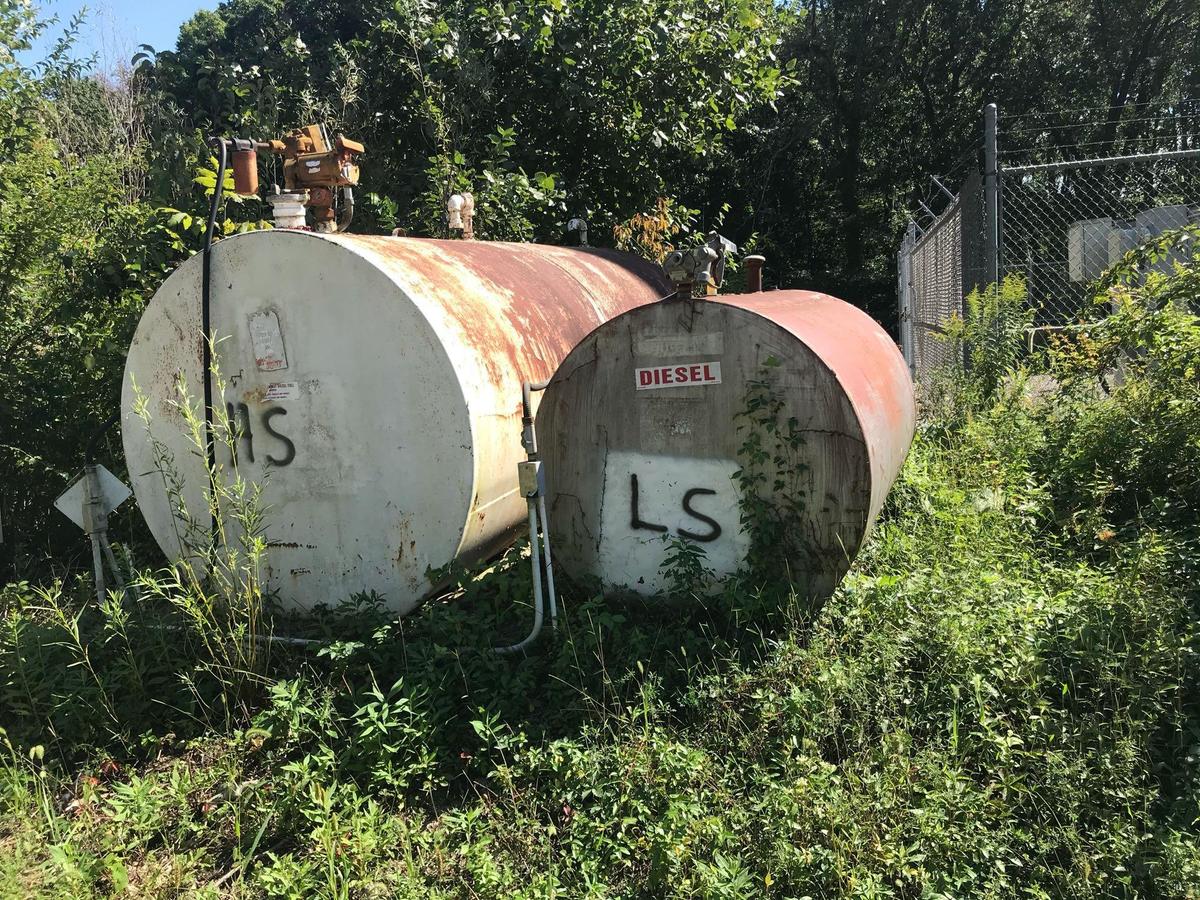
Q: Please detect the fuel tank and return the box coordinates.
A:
[535,290,916,596]
[121,230,669,612]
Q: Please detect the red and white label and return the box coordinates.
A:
[635,361,722,391]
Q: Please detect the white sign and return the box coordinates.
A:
[634,332,724,356]
[249,309,288,371]
[265,381,298,402]
[54,466,132,531]
[635,361,722,391]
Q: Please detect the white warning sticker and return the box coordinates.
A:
[265,381,298,402]
[249,309,288,371]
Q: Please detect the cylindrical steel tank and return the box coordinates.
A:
[121,230,669,613]
[536,291,916,596]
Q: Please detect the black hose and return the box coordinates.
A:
[85,412,120,464]
[202,137,228,534]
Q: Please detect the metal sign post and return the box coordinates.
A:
[54,463,132,603]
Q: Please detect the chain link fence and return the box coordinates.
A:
[1002,153,1200,325]
[898,102,1200,390]
[898,205,954,383]
[898,176,984,386]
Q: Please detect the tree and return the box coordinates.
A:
[0,7,178,575]
[144,0,789,239]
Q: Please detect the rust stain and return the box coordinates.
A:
[349,236,670,397]
[719,290,916,525]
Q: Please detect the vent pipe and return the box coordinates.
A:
[744,254,765,292]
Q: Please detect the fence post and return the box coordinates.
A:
[897,221,916,373]
[983,102,1000,286]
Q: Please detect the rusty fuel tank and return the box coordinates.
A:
[121,230,670,613]
[535,290,916,597]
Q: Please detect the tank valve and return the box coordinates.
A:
[209,127,363,232]
[566,216,589,246]
[264,125,364,232]
[447,193,475,239]
[663,232,737,299]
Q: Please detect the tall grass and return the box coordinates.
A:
[129,354,273,723]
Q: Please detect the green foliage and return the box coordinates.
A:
[734,355,814,592]
[658,535,715,598]
[613,196,699,263]
[418,128,568,241]
[0,42,181,575]
[929,275,1037,421]
[0,1,44,152]
[1038,228,1200,557]
[959,275,1037,398]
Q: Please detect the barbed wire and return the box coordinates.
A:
[999,137,1198,161]
[901,144,979,228]
[1002,113,1200,137]
[940,145,978,185]
[999,97,1200,121]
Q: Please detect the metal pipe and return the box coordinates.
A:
[495,499,545,654]
[336,186,355,232]
[521,379,551,457]
[983,103,1000,285]
[744,255,765,292]
[567,216,588,246]
[536,493,557,629]
[1025,321,1094,353]
[496,377,559,650]
[931,175,956,202]
[89,532,106,604]
[898,221,917,372]
[100,536,127,598]
[524,378,557,628]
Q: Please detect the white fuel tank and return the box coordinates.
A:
[121,230,669,613]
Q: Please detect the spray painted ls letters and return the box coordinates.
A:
[598,451,749,593]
